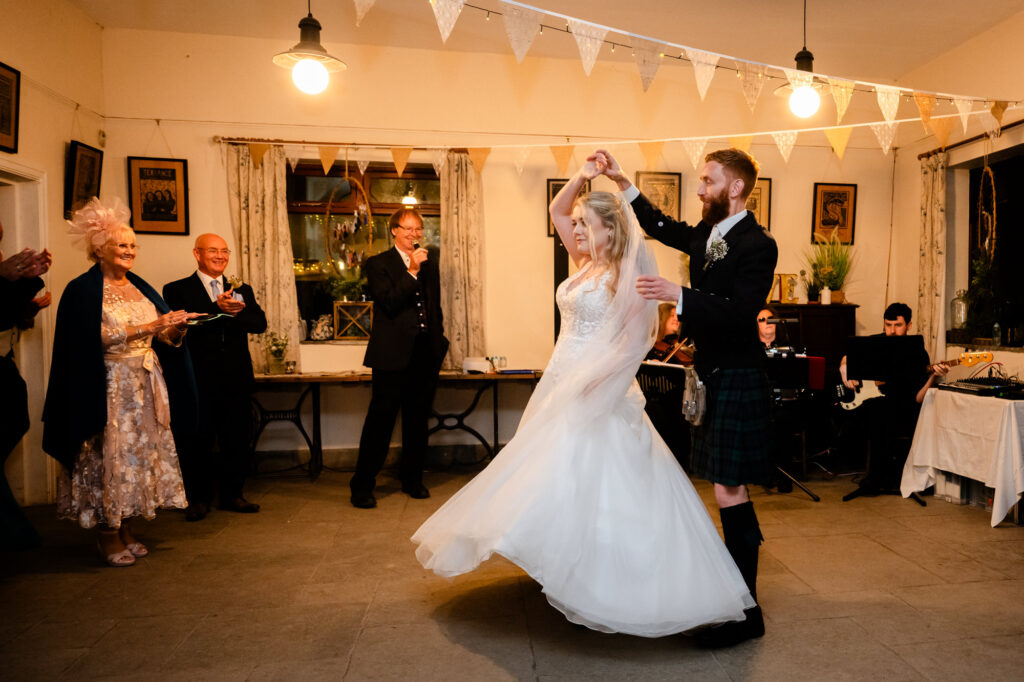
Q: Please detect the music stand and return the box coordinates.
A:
[764,355,820,502]
[841,335,927,506]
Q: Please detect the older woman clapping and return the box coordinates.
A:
[43,198,200,567]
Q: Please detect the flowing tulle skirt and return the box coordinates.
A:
[411,384,755,637]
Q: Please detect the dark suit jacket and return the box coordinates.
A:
[631,193,779,377]
[363,247,448,371]
[162,273,267,392]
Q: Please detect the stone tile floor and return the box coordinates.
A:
[4,468,1024,681]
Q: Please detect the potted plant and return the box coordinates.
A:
[264,331,289,374]
[804,231,854,303]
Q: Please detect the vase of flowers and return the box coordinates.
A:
[264,331,289,374]
[804,232,854,304]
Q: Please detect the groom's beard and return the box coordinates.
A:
[701,188,730,226]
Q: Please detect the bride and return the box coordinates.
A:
[411,159,755,637]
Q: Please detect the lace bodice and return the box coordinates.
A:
[102,282,158,354]
[548,269,614,373]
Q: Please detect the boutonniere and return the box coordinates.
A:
[704,238,729,270]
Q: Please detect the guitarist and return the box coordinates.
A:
[838,303,949,492]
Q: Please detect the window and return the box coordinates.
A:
[287,162,440,341]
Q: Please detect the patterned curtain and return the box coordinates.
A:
[918,153,948,361]
[439,150,486,369]
[224,145,301,372]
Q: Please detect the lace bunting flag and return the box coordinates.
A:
[828,79,855,124]
[633,38,662,92]
[728,135,753,154]
[468,147,490,174]
[870,121,898,155]
[284,145,302,173]
[682,138,708,170]
[430,0,466,44]
[638,141,664,170]
[953,98,973,133]
[513,147,531,176]
[784,68,813,92]
[431,149,448,177]
[550,145,575,175]
[357,157,371,176]
[685,49,720,101]
[824,127,852,160]
[501,2,541,63]
[736,61,767,112]
[875,85,901,122]
[352,0,377,27]
[391,147,413,177]
[914,93,935,132]
[568,20,607,76]
[929,117,954,150]
[771,131,797,163]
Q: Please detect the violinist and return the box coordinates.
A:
[647,303,693,365]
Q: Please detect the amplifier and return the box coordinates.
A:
[939,376,1024,399]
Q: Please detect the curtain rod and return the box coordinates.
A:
[212,135,469,152]
[918,117,1024,160]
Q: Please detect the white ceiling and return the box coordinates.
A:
[68,0,1024,84]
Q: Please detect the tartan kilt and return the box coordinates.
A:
[690,368,773,487]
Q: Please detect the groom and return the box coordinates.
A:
[597,148,778,647]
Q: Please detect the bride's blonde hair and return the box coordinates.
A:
[575,190,629,293]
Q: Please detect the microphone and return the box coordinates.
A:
[413,242,421,250]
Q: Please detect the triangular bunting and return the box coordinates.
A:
[682,138,708,170]
[784,68,814,91]
[568,19,607,77]
[391,147,413,177]
[356,158,371,176]
[318,146,338,175]
[914,92,936,132]
[929,117,954,150]
[736,61,767,112]
[467,147,490,174]
[685,49,720,101]
[248,143,270,170]
[431,148,447,177]
[638,141,664,170]
[500,1,541,63]
[513,147,531,176]
[953,98,973,134]
[870,121,898,155]
[353,0,377,27]
[633,38,662,92]
[550,145,575,176]
[824,127,852,160]
[828,79,855,124]
[990,100,1008,135]
[430,0,466,44]
[728,135,753,154]
[771,131,797,163]
[875,85,901,122]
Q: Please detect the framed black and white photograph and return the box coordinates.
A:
[127,156,190,235]
[812,182,857,244]
[636,171,681,221]
[547,178,591,237]
[0,60,20,154]
[746,177,772,229]
[64,140,104,218]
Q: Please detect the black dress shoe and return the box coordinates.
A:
[218,497,260,513]
[185,502,208,522]
[401,483,430,499]
[695,606,765,649]
[350,492,377,509]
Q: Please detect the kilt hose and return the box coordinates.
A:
[690,368,773,487]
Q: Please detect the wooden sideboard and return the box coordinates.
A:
[772,303,858,380]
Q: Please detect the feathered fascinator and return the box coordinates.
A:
[67,197,132,253]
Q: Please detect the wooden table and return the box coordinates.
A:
[252,370,542,479]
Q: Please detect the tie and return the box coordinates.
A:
[706,225,721,254]
[211,279,221,299]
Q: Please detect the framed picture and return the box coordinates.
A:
[127,157,190,235]
[64,141,104,218]
[636,171,681,220]
[0,61,21,154]
[778,273,800,303]
[746,177,772,229]
[812,182,857,244]
[547,178,590,237]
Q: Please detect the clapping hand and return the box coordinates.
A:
[217,289,246,315]
[151,310,203,333]
[0,248,51,281]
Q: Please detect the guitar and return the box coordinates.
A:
[837,351,993,410]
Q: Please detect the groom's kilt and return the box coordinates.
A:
[690,368,773,487]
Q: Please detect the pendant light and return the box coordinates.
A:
[273,0,346,95]
[777,0,821,118]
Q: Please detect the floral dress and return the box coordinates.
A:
[57,281,187,529]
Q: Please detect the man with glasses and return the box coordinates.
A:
[163,233,267,521]
[757,307,777,349]
[350,208,448,509]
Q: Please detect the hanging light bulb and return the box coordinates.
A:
[401,183,418,206]
[776,1,821,118]
[273,1,346,95]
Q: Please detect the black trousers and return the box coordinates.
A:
[351,336,440,494]
[1,354,40,549]
[178,384,254,505]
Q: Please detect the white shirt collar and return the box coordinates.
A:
[713,209,748,239]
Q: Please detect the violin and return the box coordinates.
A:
[649,336,694,365]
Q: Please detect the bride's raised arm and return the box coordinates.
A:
[548,158,604,268]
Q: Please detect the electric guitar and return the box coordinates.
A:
[836,351,993,410]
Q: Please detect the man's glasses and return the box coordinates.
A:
[757,317,769,323]
[200,248,231,256]
[395,224,423,233]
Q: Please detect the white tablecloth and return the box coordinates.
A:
[901,388,1024,527]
